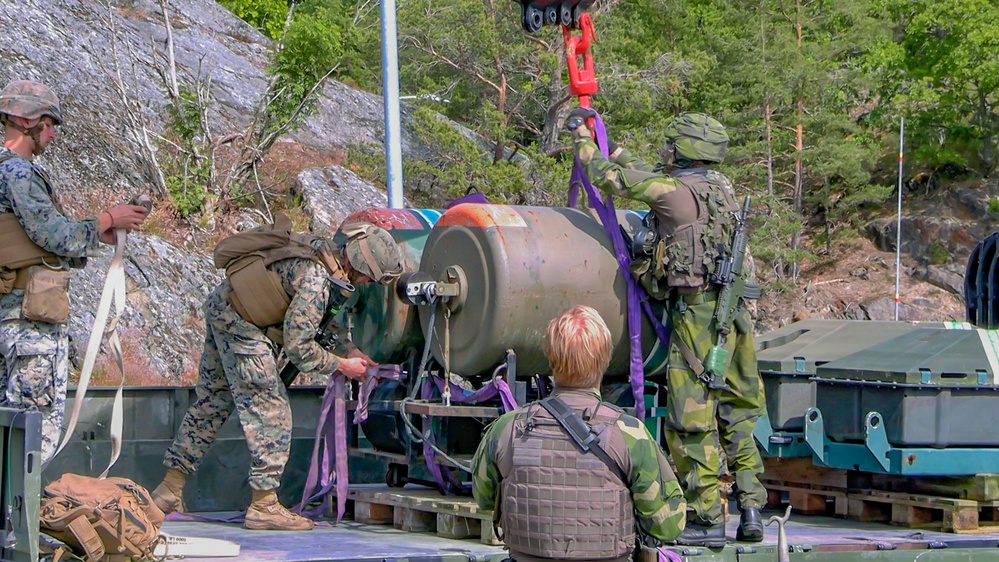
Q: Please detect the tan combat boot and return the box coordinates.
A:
[244,490,315,531]
[150,468,187,515]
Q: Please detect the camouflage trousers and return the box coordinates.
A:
[663,297,767,525]
[0,290,69,464]
[164,281,293,491]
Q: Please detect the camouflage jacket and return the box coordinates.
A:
[471,387,686,543]
[265,257,355,375]
[572,133,698,227]
[0,148,98,267]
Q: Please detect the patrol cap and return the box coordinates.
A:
[665,112,728,163]
[341,222,404,284]
[0,80,64,125]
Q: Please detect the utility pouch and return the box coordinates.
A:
[22,266,71,323]
[629,237,670,302]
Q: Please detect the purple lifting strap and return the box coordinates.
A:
[297,364,403,521]
[568,113,670,419]
[658,547,683,562]
[446,189,490,209]
[420,374,518,494]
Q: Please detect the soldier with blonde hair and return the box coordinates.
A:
[473,305,685,561]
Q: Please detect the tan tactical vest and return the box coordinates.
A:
[500,402,635,560]
[653,168,739,290]
[0,153,70,293]
[0,213,61,270]
[213,212,343,328]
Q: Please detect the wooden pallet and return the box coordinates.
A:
[764,481,999,533]
[765,457,999,501]
[346,486,501,545]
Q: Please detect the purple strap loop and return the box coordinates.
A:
[446,188,490,209]
[658,547,683,562]
[419,373,518,494]
[297,364,404,521]
[354,365,404,424]
[568,113,671,419]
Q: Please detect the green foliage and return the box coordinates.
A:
[394,0,562,152]
[180,0,995,288]
[746,194,813,282]
[161,85,210,216]
[264,2,346,134]
[165,168,208,218]
[402,107,537,207]
[217,0,288,40]
[988,198,999,215]
[927,241,950,265]
[866,0,999,176]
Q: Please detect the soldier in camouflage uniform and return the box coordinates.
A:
[149,222,404,531]
[568,108,767,547]
[473,305,686,561]
[0,80,149,464]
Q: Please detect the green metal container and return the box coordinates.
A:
[756,319,954,431]
[43,386,383,512]
[417,204,668,378]
[337,208,441,364]
[814,326,999,447]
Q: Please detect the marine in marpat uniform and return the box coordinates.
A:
[149,218,404,531]
[0,79,149,464]
[472,305,686,561]
[569,107,768,547]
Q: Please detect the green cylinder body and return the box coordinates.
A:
[338,208,441,363]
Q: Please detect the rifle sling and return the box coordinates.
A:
[538,396,627,484]
[673,336,706,377]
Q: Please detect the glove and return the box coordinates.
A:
[565,106,597,131]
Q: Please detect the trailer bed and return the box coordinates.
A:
[159,502,999,562]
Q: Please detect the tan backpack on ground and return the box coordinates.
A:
[39,473,165,562]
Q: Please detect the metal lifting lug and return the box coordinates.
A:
[396,268,467,311]
[396,271,438,306]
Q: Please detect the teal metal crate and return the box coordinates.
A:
[755,319,953,431]
[815,327,999,447]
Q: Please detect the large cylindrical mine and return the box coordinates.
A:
[417,204,668,378]
[338,208,441,363]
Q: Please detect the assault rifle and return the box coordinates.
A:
[702,196,759,389]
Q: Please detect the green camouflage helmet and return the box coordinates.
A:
[341,223,404,284]
[0,80,64,125]
[665,112,728,163]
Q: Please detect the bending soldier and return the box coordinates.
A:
[149,218,404,531]
[568,108,768,547]
[472,305,686,561]
[0,80,149,463]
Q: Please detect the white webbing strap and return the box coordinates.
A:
[46,228,129,478]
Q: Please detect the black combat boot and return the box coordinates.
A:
[676,521,727,548]
[737,507,764,542]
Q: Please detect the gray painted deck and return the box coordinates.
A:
[160,507,999,561]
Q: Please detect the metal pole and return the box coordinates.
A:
[381,0,404,208]
[894,117,905,321]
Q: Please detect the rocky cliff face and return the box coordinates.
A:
[1,0,421,381]
[0,1,989,381]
